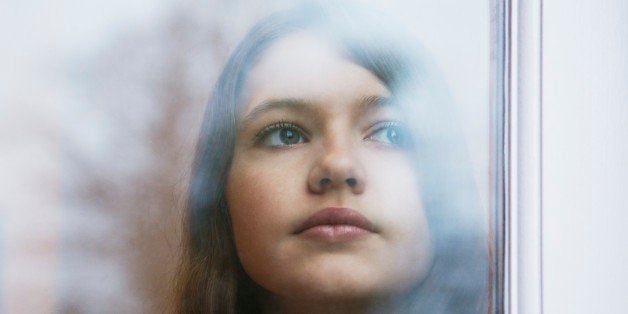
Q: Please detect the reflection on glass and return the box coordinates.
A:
[177,2,489,313]
[1,0,494,312]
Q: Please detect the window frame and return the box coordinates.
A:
[493,0,544,312]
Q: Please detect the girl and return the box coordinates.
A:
[177,2,488,313]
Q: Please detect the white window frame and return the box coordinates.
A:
[496,0,544,313]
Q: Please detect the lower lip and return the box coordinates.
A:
[299,225,372,242]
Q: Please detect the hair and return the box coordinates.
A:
[176,2,489,313]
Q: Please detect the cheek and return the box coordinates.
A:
[363,154,432,284]
[365,152,425,223]
[225,156,304,281]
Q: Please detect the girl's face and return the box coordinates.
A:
[226,32,432,306]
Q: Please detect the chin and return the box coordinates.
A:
[272,260,406,302]
[298,278,378,301]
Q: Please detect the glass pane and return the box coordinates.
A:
[1,0,500,312]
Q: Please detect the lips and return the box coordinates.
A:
[293,207,376,242]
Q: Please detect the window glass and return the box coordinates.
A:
[1,0,498,312]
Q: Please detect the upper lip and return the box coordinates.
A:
[293,207,377,234]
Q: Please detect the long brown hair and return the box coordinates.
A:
[176,2,489,313]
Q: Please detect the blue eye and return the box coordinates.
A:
[367,122,410,147]
[257,123,308,147]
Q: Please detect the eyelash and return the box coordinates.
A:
[369,120,400,133]
[254,121,309,147]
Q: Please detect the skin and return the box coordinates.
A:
[226,32,432,313]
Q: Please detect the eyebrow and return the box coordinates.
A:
[239,95,393,128]
[359,95,392,111]
[239,98,317,129]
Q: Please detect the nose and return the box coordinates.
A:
[307,142,366,195]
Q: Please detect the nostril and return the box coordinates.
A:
[345,178,357,187]
[320,178,332,187]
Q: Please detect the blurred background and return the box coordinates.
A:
[0,0,489,312]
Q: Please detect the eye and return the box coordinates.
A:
[256,122,308,147]
[366,122,410,147]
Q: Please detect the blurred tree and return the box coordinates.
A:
[61,3,233,313]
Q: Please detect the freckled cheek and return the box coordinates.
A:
[226,158,305,266]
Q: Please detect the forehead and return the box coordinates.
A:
[242,31,389,115]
